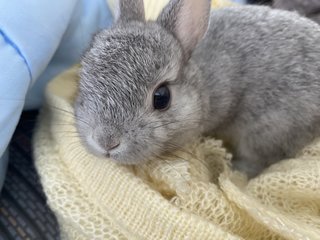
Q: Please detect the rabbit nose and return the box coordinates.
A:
[106,140,120,151]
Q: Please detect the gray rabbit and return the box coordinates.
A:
[75,0,320,178]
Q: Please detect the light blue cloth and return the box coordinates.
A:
[0,0,113,190]
[232,0,247,3]
[237,0,247,3]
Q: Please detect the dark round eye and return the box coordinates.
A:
[153,84,171,110]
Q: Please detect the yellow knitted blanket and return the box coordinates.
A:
[34,2,320,240]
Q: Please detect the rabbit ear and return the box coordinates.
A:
[157,0,211,58]
[115,0,145,23]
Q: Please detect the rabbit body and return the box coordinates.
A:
[193,6,320,176]
[75,1,320,178]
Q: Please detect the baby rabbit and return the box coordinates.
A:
[75,0,320,178]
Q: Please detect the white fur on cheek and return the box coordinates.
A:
[87,134,107,155]
[154,123,168,140]
[177,90,200,119]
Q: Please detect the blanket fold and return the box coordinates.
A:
[34,64,320,240]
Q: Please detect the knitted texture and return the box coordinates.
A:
[34,65,320,240]
[34,2,320,239]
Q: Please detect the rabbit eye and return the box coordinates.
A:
[153,84,171,110]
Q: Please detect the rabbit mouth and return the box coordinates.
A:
[106,140,167,165]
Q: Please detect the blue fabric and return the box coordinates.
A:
[0,0,113,190]
[233,0,247,3]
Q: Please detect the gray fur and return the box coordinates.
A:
[75,0,320,178]
[273,0,320,25]
[116,0,145,23]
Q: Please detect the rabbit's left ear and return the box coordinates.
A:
[157,0,211,58]
[115,0,145,23]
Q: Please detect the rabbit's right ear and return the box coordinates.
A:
[115,0,145,23]
[157,0,211,58]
